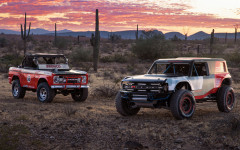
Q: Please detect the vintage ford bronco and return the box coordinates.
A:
[116,57,235,119]
[9,53,89,102]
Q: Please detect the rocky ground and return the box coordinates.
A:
[0,72,240,150]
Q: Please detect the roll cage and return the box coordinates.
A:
[20,53,68,69]
[148,60,209,77]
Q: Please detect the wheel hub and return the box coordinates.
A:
[13,84,19,96]
[39,88,47,101]
[180,97,192,114]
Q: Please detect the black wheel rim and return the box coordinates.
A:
[180,96,193,116]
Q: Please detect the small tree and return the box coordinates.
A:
[132,31,171,60]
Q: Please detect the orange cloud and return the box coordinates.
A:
[0,0,239,34]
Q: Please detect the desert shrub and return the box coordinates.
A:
[109,33,121,43]
[132,33,172,60]
[55,37,70,50]
[171,35,181,42]
[100,53,127,63]
[37,41,51,52]
[101,43,114,53]
[0,37,7,47]
[224,52,240,66]
[0,54,23,72]
[211,44,227,54]
[70,46,93,63]
[92,84,118,98]
[64,106,77,117]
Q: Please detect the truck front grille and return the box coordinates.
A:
[67,78,78,83]
[124,82,162,92]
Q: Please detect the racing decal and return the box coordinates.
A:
[9,67,52,76]
[38,64,69,70]
[27,75,31,83]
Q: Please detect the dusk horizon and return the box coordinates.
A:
[1,0,240,35]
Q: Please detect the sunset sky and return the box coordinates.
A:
[0,0,240,35]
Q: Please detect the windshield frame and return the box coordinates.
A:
[147,61,193,76]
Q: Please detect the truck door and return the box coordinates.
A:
[190,62,215,98]
[21,57,38,89]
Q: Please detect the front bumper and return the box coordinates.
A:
[120,90,170,101]
[51,85,89,89]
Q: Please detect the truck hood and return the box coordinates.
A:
[122,74,190,83]
[53,69,87,75]
[122,74,173,83]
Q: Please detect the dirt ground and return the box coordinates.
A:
[0,70,240,150]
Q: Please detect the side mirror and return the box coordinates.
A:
[66,58,69,64]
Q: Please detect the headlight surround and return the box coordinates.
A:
[53,76,66,84]
[163,83,168,92]
[81,76,87,84]
[53,76,60,84]
[121,81,130,89]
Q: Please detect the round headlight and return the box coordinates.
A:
[53,76,60,83]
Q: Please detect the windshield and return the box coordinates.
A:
[148,63,190,76]
[37,56,67,64]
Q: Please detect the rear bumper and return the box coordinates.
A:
[51,85,89,89]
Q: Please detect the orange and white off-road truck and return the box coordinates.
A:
[9,53,89,103]
[116,57,235,119]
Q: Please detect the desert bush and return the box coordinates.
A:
[224,52,240,66]
[132,33,172,60]
[64,106,77,117]
[211,44,227,54]
[100,53,127,63]
[55,37,70,50]
[109,33,121,43]
[92,84,118,98]
[70,46,93,63]
[101,43,114,53]
[0,37,7,47]
[0,54,23,72]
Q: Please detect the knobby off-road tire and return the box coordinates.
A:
[71,88,88,102]
[217,86,235,113]
[37,82,55,103]
[170,89,196,120]
[115,92,140,116]
[12,79,26,99]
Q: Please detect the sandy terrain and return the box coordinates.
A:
[0,67,240,150]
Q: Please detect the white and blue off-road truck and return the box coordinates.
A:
[115,57,235,119]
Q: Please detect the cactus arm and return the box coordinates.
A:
[21,24,23,39]
[27,22,31,38]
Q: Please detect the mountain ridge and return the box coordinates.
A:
[0,28,239,40]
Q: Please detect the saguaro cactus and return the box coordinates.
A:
[234,24,238,44]
[210,29,214,54]
[20,12,31,55]
[135,24,138,40]
[225,32,228,43]
[54,23,57,45]
[90,9,100,72]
